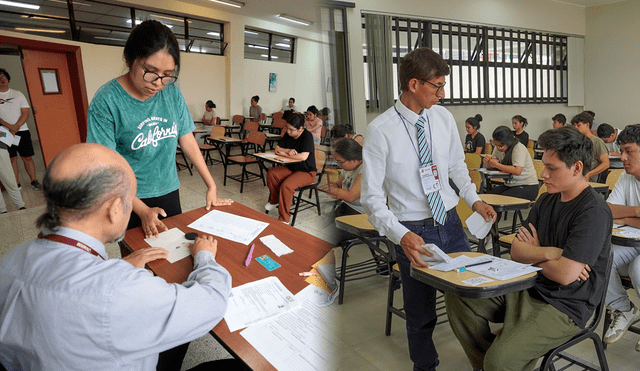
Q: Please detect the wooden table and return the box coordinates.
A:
[252,151,302,166]
[410,252,537,299]
[121,203,334,371]
[479,194,532,256]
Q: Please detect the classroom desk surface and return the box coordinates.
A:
[121,203,334,371]
[612,227,640,248]
[410,252,537,299]
[588,182,609,196]
[252,151,303,165]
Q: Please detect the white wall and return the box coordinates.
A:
[585,1,640,129]
[346,0,587,141]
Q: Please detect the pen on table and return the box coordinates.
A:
[244,244,255,267]
[299,272,315,277]
[455,260,492,273]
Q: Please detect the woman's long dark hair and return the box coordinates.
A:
[492,126,519,165]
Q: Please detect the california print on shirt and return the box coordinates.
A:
[131,116,178,150]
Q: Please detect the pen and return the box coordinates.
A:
[299,272,315,277]
[244,244,255,267]
[465,260,492,269]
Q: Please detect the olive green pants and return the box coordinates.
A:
[445,290,581,371]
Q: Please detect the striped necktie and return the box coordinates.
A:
[416,116,447,225]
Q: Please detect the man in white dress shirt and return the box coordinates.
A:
[361,47,496,371]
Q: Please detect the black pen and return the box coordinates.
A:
[465,260,492,269]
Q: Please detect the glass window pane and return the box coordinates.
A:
[74,1,131,30]
[135,9,185,37]
[188,18,222,41]
[0,12,72,41]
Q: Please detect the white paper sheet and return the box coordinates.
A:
[0,127,15,147]
[224,276,300,332]
[144,228,191,263]
[428,255,492,272]
[240,285,340,371]
[618,226,640,238]
[187,210,269,245]
[466,211,493,239]
[467,258,541,281]
[259,234,294,256]
[420,243,452,264]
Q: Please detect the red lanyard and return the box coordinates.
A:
[38,233,105,260]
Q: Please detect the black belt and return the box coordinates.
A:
[401,208,456,227]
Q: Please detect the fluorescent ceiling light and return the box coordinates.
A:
[15,27,65,33]
[126,19,172,28]
[209,0,244,8]
[244,30,258,35]
[275,43,290,48]
[151,14,188,23]
[207,32,220,37]
[49,0,91,6]
[248,44,268,50]
[21,14,59,20]
[94,36,126,42]
[277,14,312,26]
[0,1,40,10]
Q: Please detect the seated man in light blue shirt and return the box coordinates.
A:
[0,143,237,371]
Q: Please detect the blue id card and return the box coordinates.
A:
[256,255,281,271]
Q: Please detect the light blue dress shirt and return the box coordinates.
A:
[0,227,232,370]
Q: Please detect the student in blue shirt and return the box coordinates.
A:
[87,20,231,239]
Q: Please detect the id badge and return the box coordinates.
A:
[420,165,442,195]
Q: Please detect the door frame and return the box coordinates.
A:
[1,36,89,143]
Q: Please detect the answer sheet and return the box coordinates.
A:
[144,228,191,263]
[240,285,340,371]
[224,276,300,332]
[187,210,269,245]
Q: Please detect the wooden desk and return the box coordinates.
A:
[612,227,640,248]
[252,151,303,166]
[479,194,532,256]
[207,136,243,169]
[534,149,544,160]
[121,203,334,371]
[410,252,537,299]
[472,168,511,192]
[589,182,609,196]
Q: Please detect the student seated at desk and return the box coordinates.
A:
[330,124,364,146]
[571,111,609,182]
[512,114,529,146]
[201,100,217,134]
[304,105,323,145]
[483,126,539,200]
[552,113,567,129]
[279,97,297,113]
[602,124,640,349]
[249,95,262,119]
[598,123,623,169]
[464,114,486,154]
[324,138,363,216]
[265,113,317,224]
[446,126,612,371]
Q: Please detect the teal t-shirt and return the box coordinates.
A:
[86,79,195,199]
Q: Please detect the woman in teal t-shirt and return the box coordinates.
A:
[87,20,231,238]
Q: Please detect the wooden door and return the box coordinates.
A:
[21,49,81,166]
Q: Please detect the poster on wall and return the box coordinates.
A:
[269,73,277,92]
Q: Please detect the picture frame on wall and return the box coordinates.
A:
[269,73,277,92]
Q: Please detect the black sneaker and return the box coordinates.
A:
[31,180,42,190]
[17,183,21,190]
[19,207,26,210]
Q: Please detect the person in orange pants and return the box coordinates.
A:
[265,112,316,223]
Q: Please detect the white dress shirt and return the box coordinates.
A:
[361,98,480,245]
[0,227,232,371]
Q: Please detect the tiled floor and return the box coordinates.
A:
[1,142,639,370]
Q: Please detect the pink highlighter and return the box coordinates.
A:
[244,244,255,267]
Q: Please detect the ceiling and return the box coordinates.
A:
[554,0,627,6]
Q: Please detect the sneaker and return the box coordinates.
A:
[636,339,640,352]
[19,207,26,210]
[17,183,21,190]
[603,306,640,344]
[265,202,278,211]
[31,180,42,190]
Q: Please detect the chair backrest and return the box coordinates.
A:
[244,121,259,133]
[232,115,244,125]
[272,118,287,129]
[455,197,473,229]
[464,153,482,169]
[321,126,327,139]
[314,149,327,185]
[468,170,482,192]
[536,183,547,200]
[484,142,493,154]
[246,131,266,147]
[258,113,267,123]
[272,111,283,121]
[586,249,614,332]
[214,117,221,125]
[533,159,544,182]
[606,169,624,190]
[527,147,535,159]
[527,139,535,149]
[209,126,225,138]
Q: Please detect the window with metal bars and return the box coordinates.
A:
[244,28,295,63]
[362,14,568,105]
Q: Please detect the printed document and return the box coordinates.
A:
[144,228,191,263]
[188,210,269,245]
[224,276,300,332]
[240,285,340,371]
[259,234,294,256]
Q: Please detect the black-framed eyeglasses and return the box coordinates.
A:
[142,67,177,85]
[335,158,347,165]
[422,80,446,95]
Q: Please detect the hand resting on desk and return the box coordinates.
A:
[122,247,169,269]
[190,234,219,258]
